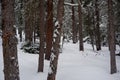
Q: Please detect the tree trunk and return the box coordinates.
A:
[47,0,64,80]
[2,0,20,80]
[30,0,36,44]
[45,0,54,60]
[108,0,117,74]
[95,0,101,51]
[72,0,77,43]
[33,0,38,44]
[17,0,23,42]
[24,0,33,45]
[38,0,45,72]
[78,0,84,51]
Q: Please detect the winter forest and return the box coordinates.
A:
[0,0,120,80]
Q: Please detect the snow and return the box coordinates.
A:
[48,67,53,74]
[64,2,79,7]
[55,21,59,27]
[50,53,56,61]
[11,57,15,60]
[0,37,4,79]
[54,29,59,35]
[53,33,57,37]
[0,37,120,80]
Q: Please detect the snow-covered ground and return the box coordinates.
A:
[0,37,120,80]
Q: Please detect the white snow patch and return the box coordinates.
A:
[64,2,78,6]
[53,33,57,37]
[50,53,56,61]
[54,29,59,35]
[55,21,59,26]
[48,67,53,74]
[11,57,15,60]
[0,37,120,80]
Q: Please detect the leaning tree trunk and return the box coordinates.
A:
[2,0,20,80]
[45,0,54,60]
[78,0,84,51]
[95,0,101,51]
[47,0,64,80]
[108,0,117,74]
[38,0,45,72]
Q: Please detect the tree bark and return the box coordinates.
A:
[24,0,33,45]
[2,0,20,80]
[47,0,64,80]
[78,0,84,51]
[95,0,101,51]
[17,0,23,42]
[72,0,77,43]
[38,0,45,72]
[108,0,117,74]
[33,0,38,44]
[45,0,54,60]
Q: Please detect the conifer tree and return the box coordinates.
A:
[108,0,117,74]
[47,0,64,80]
[2,0,20,80]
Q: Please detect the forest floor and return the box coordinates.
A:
[0,37,120,80]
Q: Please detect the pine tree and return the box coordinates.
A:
[24,0,33,45]
[78,0,84,51]
[15,0,23,42]
[2,0,20,80]
[45,0,54,60]
[94,0,101,51]
[72,0,77,43]
[47,0,64,80]
[108,0,117,74]
[38,0,45,72]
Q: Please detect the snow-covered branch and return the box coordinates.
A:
[64,2,78,7]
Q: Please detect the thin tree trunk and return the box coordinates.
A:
[72,0,77,43]
[47,0,64,80]
[24,1,33,45]
[38,0,45,72]
[86,7,95,51]
[2,0,20,80]
[17,0,23,42]
[33,0,38,44]
[78,0,84,51]
[92,8,96,51]
[45,0,53,60]
[95,0,101,51]
[108,0,117,74]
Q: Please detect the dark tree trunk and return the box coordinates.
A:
[108,0,117,74]
[18,27,22,42]
[33,0,38,44]
[24,0,33,45]
[2,0,20,80]
[30,0,36,44]
[78,0,84,51]
[72,0,77,44]
[91,15,95,51]
[38,0,45,72]
[45,0,53,60]
[47,0,64,80]
[95,0,101,51]
[17,0,23,42]
[85,7,95,51]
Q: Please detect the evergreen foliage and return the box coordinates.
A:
[21,42,39,54]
